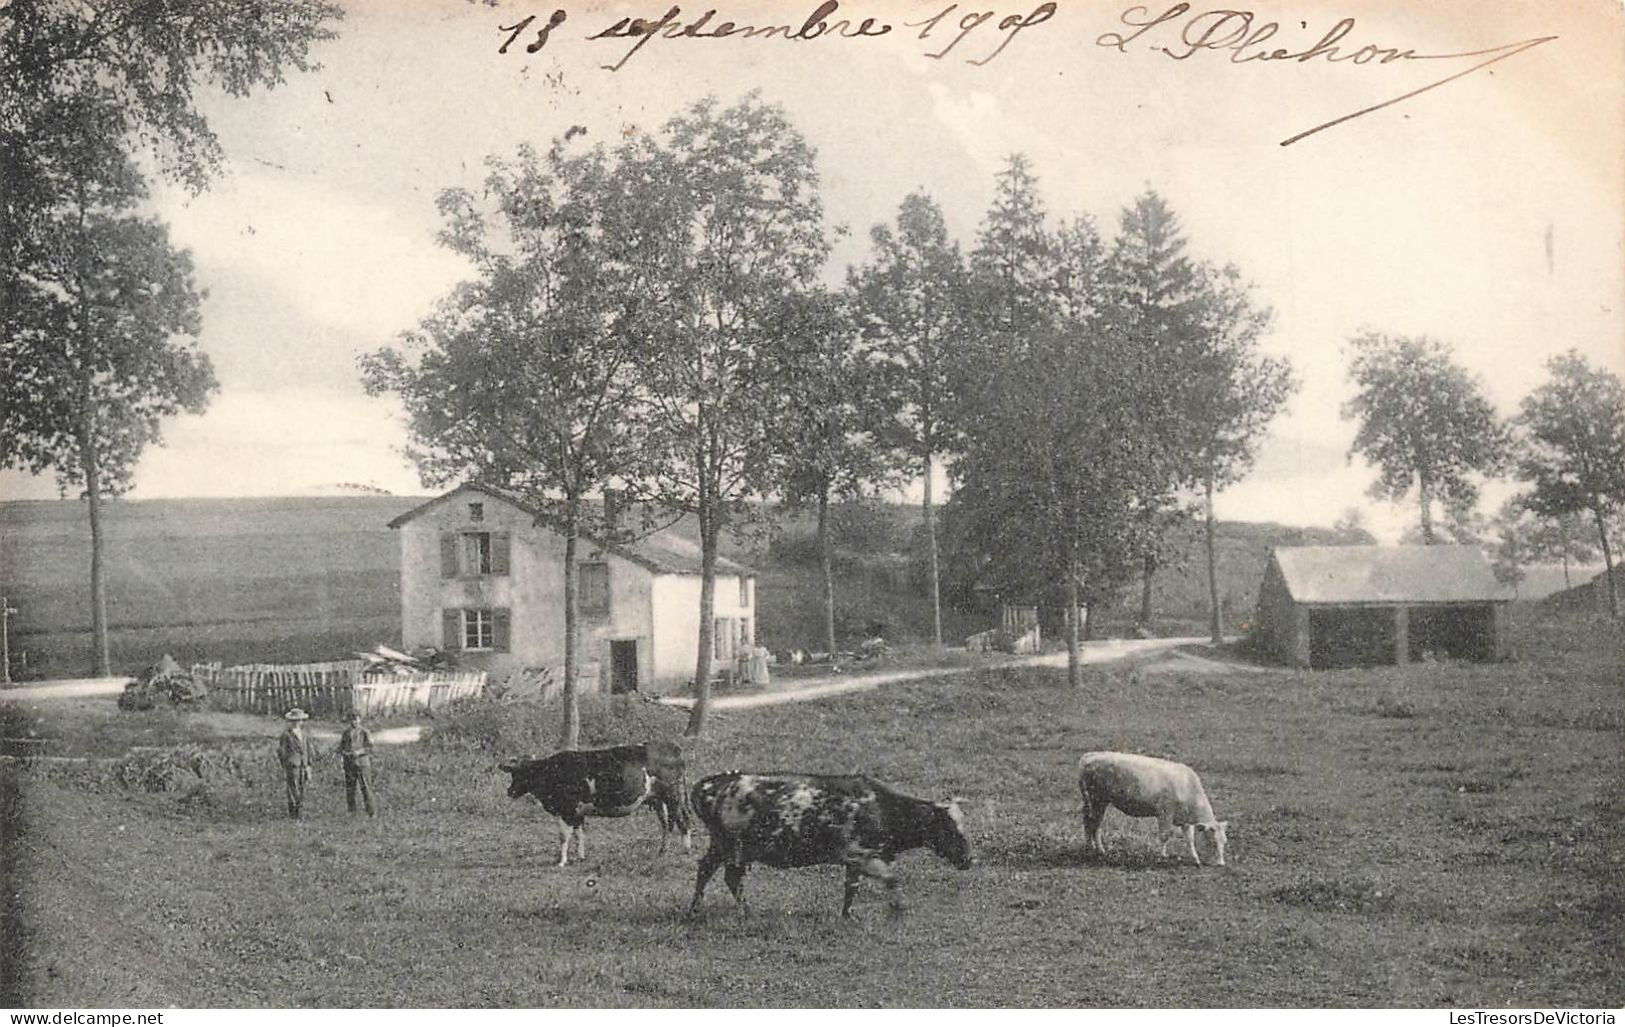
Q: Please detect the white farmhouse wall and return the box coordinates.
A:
[397,488,752,692]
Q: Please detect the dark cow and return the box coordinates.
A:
[499,741,690,866]
[688,772,973,918]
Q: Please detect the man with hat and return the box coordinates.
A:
[277,708,312,818]
[337,709,376,817]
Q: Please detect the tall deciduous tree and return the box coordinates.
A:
[950,323,1151,687]
[774,289,895,657]
[1,104,214,675]
[362,140,647,750]
[2,0,339,675]
[847,192,968,648]
[625,94,830,738]
[1515,350,1625,618]
[1342,333,1510,544]
[1184,264,1293,642]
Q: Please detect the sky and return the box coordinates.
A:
[5,0,1623,543]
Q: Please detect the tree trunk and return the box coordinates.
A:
[559,498,581,751]
[685,511,720,738]
[1592,504,1619,619]
[1418,473,1435,545]
[818,486,836,657]
[1562,549,1571,591]
[80,393,111,677]
[923,452,943,647]
[1205,474,1222,644]
[1138,549,1154,632]
[1066,559,1082,689]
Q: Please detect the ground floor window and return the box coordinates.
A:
[443,607,510,652]
[713,617,737,661]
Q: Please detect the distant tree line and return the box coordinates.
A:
[1339,335,1625,618]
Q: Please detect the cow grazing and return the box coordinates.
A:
[499,741,690,866]
[688,772,974,918]
[1077,751,1227,866]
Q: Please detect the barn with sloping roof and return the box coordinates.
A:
[1255,545,1513,669]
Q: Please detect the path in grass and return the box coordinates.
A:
[660,636,1208,710]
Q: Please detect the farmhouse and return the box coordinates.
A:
[388,484,755,692]
[1254,545,1512,669]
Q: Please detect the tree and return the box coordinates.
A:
[950,322,1152,686]
[773,289,896,657]
[624,95,830,737]
[0,103,214,675]
[2,0,340,674]
[362,139,648,750]
[847,192,969,648]
[1342,333,1511,544]
[1099,192,1201,634]
[1331,507,1377,544]
[1523,510,1597,591]
[0,0,342,193]
[1100,192,1292,641]
[1183,265,1293,642]
[1515,351,1625,617]
[3,0,342,336]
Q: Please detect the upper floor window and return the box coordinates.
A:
[739,575,753,608]
[579,562,610,614]
[469,502,485,522]
[441,531,509,578]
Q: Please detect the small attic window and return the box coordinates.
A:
[469,502,484,522]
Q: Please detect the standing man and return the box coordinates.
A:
[277,707,312,819]
[338,710,376,817]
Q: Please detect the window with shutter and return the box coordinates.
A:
[493,608,511,652]
[442,609,461,650]
[580,562,610,614]
[440,534,460,578]
[462,608,495,649]
[491,533,511,575]
[463,532,493,575]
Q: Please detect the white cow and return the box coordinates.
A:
[1077,751,1228,866]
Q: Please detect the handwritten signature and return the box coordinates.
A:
[1096,4,1557,145]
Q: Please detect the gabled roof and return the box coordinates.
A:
[387,483,752,577]
[1271,545,1511,605]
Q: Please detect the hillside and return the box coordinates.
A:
[5,495,1359,678]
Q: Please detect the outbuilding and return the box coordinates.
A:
[388,484,755,693]
[1254,545,1512,669]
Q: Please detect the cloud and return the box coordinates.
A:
[125,389,424,498]
[157,172,470,341]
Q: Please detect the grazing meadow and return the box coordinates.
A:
[3,606,1619,1007]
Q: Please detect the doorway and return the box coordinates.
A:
[610,640,639,694]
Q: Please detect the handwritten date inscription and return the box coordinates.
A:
[496,3,1557,146]
[1097,5,1557,145]
[500,3,1057,72]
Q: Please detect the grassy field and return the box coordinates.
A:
[2,605,1619,1007]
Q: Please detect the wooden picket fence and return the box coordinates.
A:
[197,660,486,717]
[351,671,487,716]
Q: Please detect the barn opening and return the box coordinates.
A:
[1408,604,1496,661]
[1308,608,1395,669]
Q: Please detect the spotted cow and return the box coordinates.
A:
[500,741,690,866]
[688,772,974,918]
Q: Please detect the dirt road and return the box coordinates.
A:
[658,636,1207,711]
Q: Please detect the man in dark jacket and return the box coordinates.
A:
[338,710,376,817]
[277,708,311,818]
